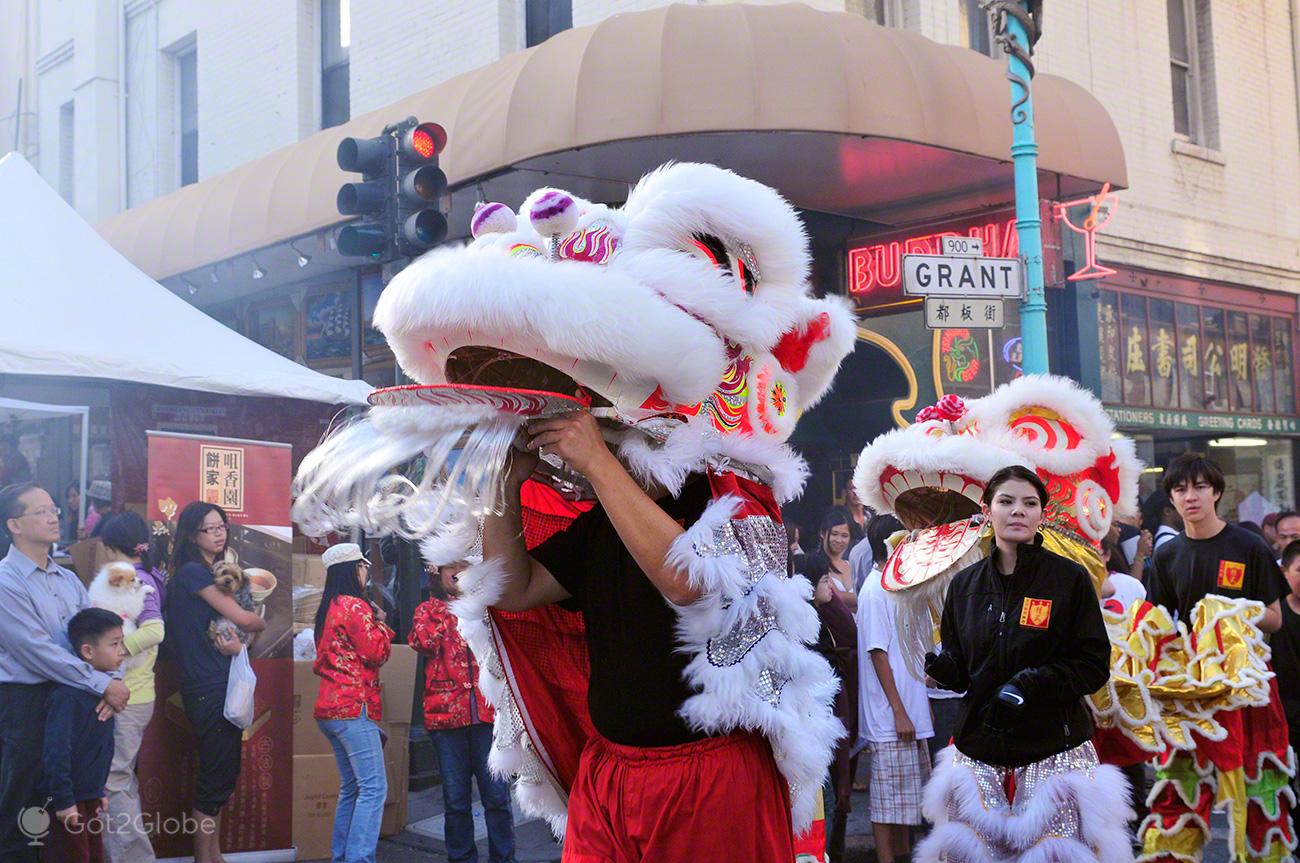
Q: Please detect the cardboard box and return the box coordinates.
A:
[293,553,326,590]
[66,539,109,585]
[380,726,411,837]
[292,754,341,861]
[381,644,420,724]
[292,661,334,757]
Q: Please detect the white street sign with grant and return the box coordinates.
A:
[902,254,1024,298]
[925,297,1005,329]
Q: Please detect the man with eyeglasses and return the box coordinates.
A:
[0,483,129,862]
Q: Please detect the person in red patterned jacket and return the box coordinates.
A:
[410,558,517,863]
[313,542,394,863]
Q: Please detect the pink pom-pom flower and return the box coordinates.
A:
[916,394,967,424]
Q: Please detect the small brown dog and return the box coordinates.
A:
[208,560,256,645]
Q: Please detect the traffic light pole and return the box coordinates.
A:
[987,0,1048,375]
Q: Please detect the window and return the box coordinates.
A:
[858,0,902,25]
[526,0,572,48]
[58,101,74,205]
[321,0,350,129]
[1166,0,1218,147]
[961,0,997,58]
[177,47,198,186]
[1098,288,1296,419]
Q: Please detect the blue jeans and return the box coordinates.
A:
[318,707,388,863]
[429,723,515,863]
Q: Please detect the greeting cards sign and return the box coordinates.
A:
[142,431,294,856]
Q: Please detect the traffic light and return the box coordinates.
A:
[336,132,393,258]
[395,120,448,255]
[334,117,448,261]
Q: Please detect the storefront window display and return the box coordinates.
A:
[1098,286,1297,419]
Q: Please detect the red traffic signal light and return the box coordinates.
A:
[401,122,446,161]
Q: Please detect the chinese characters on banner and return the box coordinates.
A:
[140,431,294,857]
[201,444,244,510]
[1266,451,1296,511]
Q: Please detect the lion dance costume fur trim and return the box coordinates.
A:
[292,163,857,846]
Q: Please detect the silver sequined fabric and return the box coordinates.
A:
[948,741,1099,850]
[706,595,779,666]
[755,668,791,707]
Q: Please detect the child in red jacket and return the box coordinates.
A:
[410,559,516,863]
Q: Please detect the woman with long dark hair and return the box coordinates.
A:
[163,502,265,863]
[919,466,1127,863]
[98,512,166,863]
[313,542,393,863]
[802,508,858,613]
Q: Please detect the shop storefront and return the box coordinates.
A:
[1094,267,1299,515]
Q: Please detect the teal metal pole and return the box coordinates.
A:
[991,1,1049,375]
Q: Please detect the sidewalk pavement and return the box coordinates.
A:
[308,778,1233,863]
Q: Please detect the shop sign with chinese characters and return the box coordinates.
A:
[925,297,1005,329]
[1104,407,1300,435]
[201,445,245,511]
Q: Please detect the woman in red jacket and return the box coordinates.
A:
[313,542,393,863]
[410,559,516,863]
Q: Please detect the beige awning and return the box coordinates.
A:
[97,2,1126,281]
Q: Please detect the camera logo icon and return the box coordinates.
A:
[18,802,51,846]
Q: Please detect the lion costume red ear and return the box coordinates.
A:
[771,296,857,410]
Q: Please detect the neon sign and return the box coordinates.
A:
[1054,184,1118,282]
[848,216,1019,308]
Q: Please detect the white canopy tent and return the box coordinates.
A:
[0,396,90,527]
[0,152,371,405]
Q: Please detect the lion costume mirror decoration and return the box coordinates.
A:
[293,163,857,839]
[855,375,1295,863]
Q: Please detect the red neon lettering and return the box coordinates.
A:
[847,218,1018,298]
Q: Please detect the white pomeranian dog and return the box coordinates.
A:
[88,561,156,670]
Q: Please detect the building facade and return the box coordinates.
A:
[5,0,1300,521]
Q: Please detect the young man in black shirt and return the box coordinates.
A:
[482,410,799,862]
[1146,455,1284,633]
[1140,453,1293,863]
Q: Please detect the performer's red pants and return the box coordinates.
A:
[561,731,795,863]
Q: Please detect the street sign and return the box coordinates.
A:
[902,254,1024,298]
[924,297,1005,329]
[939,235,984,256]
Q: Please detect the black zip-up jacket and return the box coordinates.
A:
[925,538,1110,767]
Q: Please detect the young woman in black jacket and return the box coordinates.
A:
[918,465,1134,863]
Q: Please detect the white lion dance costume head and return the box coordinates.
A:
[294,163,856,837]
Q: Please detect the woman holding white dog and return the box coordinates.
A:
[96,512,165,863]
[313,542,393,863]
[165,502,265,863]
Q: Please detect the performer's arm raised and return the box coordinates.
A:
[524,411,702,607]
[484,446,572,612]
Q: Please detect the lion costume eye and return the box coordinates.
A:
[688,233,756,295]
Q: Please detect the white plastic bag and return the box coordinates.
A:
[223,647,257,729]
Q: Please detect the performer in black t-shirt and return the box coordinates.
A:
[1139,454,1295,863]
[1147,458,1284,633]
[483,410,800,862]
[1272,540,1300,804]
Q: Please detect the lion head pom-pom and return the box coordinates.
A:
[471,201,517,238]
[528,190,579,239]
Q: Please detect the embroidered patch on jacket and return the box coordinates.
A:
[1217,560,1246,590]
[1019,598,1053,629]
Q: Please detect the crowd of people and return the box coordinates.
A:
[789,452,1300,863]
[0,481,514,863]
[3,444,1299,862]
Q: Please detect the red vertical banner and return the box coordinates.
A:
[140,431,294,857]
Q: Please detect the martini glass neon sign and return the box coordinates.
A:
[1054,184,1118,281]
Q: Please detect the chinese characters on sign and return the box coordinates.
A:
[201,445,245,512]
[925,298,1004,329]
[1266,452,1296,511]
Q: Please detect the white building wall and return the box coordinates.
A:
[9,0,1300,298]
